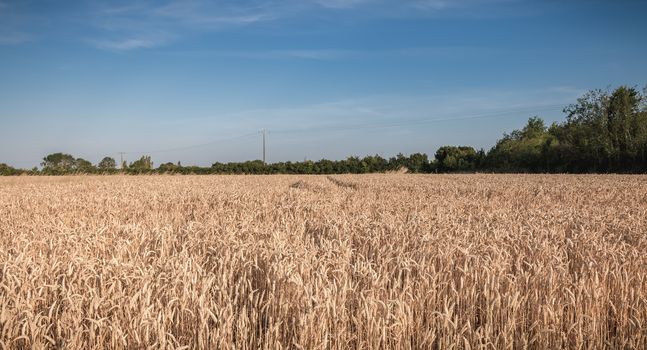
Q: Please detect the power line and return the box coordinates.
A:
[118,152,126,169]
[272,104,564,135]
[61,133,258,160]
[260,129,267,164]
[1,103,565,167]
[121,132,258,155]
[0,133,257,167]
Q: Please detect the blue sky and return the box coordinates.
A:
[1,0,646,167]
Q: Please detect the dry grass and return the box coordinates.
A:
[0,174,646,349]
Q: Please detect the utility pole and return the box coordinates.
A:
[260,129,267,164]
[118,152,126,169]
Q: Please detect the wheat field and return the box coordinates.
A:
[0,174,645,349]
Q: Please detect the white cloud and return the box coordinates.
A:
[0,32,31,45]
[0,1,33,45]
[313,0,373,9]
[89,36,170,50]
[307,0,531,18]
[94,0,276,28]
[219,49,354,60]
[151,0,275,26]
[412,0,451,10]
[159,46,507,61]
[0,0,530,51]
[87,0,278,51]
[158,87,577,136]
[97,3,147,15]
[131,87,574,163]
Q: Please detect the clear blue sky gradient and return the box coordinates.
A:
[1,0,646,167]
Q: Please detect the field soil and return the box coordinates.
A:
[0,174,646,349]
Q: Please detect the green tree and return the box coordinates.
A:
[41,153,77,173]
[361,155,388,173]
[553,85,647,172]
[405,153,431,173]
[435,146,478,172]
[129,156,153,172]
[606,86,646,169]
[0,163,20,176]
[98,157,117,170]
[487,117,550,172]
[556,90,612,171]
[158,162,180,173]
[76,158,95,173]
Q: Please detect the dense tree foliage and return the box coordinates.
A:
[0,163,22,176]
[98,157,117,170]
[2,85,645,175]
[158,162,182,173]
[41,153,77,174]
[435,146,484,172]
[486,117,550,172]
[128,156,153,172]
[76,158,96,173]
[486,86,647,173]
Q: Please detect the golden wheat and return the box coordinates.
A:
[0,174,646,349]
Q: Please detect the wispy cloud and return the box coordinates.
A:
[0,0,533,51]
[0,31,31,45]
[151,0,275,27]
[130,86,576,162]
[162,48,357,60]
[299,0,530,14]
[0,0,33,45]
[412,0,459,10]
[313,0,373,9]
[400,0,522,10]
[157,87,578,134]
[309,0,532,19]
[88,36,171,51]
[409,0,533,18]
[274,49,350,60]
[87,0,279,51]
[223,48,353,60]
[157,45,508,61]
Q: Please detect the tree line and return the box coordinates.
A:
[1,85,646,176]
